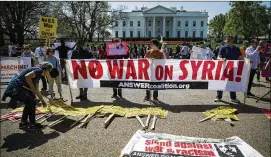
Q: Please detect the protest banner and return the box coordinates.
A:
[106,42,128,56]
[120,130,263,157]
[54,42,77,59]
[38,16,58,39]
[66,59,250,92]
[190,46,215,60]
[0,57,31,89]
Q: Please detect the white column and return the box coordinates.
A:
[144,17,146,37]
[163,16,166,37]
[172,17,176,37]
[152,16,156,37]
[128,20,130,37]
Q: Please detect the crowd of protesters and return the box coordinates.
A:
[3,37,270,130]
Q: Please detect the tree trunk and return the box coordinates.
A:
[97,33,100,42]
[0,31,5,47]
[88,31,94,42]
[16,25,24,46]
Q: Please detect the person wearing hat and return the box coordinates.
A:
[2,62,56,130]
[215,36,244,103]
[240,40,249,58]
[46,48,63,100]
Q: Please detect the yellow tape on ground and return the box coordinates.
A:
[204,106,238,121]
[12,100,168,118]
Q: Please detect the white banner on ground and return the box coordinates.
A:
[190,46,215,60]
[121,130,263,157]
[0,57,31,88]
[66,59,250,92]
[54,42,76,59]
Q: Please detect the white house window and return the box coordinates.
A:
[148,31,151,37]
[193,31,196,38]
[123,21,126,27]
[185,31,188,38]
[166,31,169,37]
[185,21,188,27]
[138,21,140,27]
[137,31,140,37]
[123,31,126,38]
[115,21,118,27]
[201,21,204,27]
[200,31,204,38]
[130,21,133,27]
[148,21,151,27]
[178,21,181,27]
[177,31,180,37]
[115,31,118,38]
[166,21,169,26]
[193,21,196,27]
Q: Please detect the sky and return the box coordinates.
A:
[109,1,271,22]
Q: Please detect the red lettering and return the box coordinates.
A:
[88,60,103,79]
[72,60,87,79]
[179,60,189,80]
[191,60,203,80]
[201,61,215,80]
[221,61,234,81]
[164,65,173,80]
[126,60,137,79]
[106,60,124,79]
[145,147,153,152]
[155,65,163,80]
[138,59,150,80]
[145,140,151,145]
[215,61,223,80]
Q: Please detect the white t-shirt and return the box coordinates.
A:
[34,47,46,64]
[181,45,189,56]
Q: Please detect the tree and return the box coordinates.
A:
[224,1,270,40]
[59,1,127,42]
[0,1,50,46]
[208,13,227,38]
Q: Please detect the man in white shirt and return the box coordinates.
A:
[180,43,189,59]
[246,39,261,97]
[34,41,47,91]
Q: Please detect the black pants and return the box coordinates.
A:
[79,88,88,96]
[146,90,158,99]
[247,69,257,93]
[256,68,260,80]
[21,93,37,124]
[113,88,122,96]
[216,91,236,99]
[41,76,47,89]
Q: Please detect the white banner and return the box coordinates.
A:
[0,57,31,88]
[66,59,250,92]
[121,130,263,157]
[190,46,215,60]
[54,42,76,59]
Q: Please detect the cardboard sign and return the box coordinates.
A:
[66,59,251,92]
[38,16,58,39]
[106,42,128,56]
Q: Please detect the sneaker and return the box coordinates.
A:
[80,95,87,101]
[247,92,255,97]
[29,123,45,130]
[230,98,240,103]
[118,94,123,98]
[153,98,159,102]
[19,121,29,130]
[111,95,117,98]
[75,95,82,99]
[214,98,221,102]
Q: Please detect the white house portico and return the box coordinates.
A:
[112,5,208,39]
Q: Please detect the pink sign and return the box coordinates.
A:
[106,42,128,56]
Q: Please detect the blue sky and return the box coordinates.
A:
[109,1,271,22]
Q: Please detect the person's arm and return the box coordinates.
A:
[217,47,226,61]
[25,71,47,107]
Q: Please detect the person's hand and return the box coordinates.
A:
[256,46,261,51]
[222,58,227,62]
[41,100,47,108]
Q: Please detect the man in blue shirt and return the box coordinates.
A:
[215,36,244,103]
[245,39,261,97]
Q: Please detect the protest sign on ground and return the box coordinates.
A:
[121,130,263,157]
[106,42,128,56]
[0,57,31,89]
[66,59,250,92]
[38,16,58,39]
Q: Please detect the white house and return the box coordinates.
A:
[112,5,208,39]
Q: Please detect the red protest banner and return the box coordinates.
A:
[106,42,128,56]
